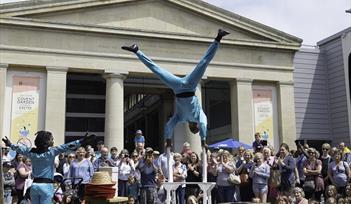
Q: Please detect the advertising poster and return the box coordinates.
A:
[253,88,274,145]
[10,76,40,145]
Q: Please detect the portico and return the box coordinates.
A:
[0,0,301,153]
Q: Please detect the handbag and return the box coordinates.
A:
[23,173,33,196]
[303,180,315,193]
[228,173,241,185]
[269,169,281,188]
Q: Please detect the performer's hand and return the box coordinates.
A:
[2,136,12,147]
[80,133,96,146]
[201,140,208,150]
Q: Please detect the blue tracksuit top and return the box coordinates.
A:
[10,140,80,180]
[134,41,219,140]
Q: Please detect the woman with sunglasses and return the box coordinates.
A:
[328,150,350,197]
[63,153,76,178]
[302,148,324,200]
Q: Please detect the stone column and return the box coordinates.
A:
[189,83,202,155]
[160,92,174,150]
[45,66,68,145]
[0,64,8,200]
[230,78,254,145]
[104,73,126,151]
[0,64,8,141]
[277,81,297,148]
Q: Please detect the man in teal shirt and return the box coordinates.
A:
[2,131,95,204]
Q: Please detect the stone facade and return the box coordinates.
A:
[0,0,301,153]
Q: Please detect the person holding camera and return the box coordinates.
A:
[118,149,136,197]
[237,150,255,201]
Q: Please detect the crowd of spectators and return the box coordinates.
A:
[3,129,351,204]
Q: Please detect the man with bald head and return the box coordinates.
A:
[93,146,114,171]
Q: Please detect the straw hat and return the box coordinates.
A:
[89,171,115,185]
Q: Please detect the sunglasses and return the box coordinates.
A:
[68,156,75,158]
[322,148,329,151]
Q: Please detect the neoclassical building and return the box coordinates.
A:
[0,0,301,153]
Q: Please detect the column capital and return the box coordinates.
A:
[0,63,9,69]
[46,66,68,72]
[236,78,253,84]
[278,81,294,86]
[103,73,127,80]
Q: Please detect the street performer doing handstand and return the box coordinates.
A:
[122,29,230,147]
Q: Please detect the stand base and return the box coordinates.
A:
[163,182,216,204]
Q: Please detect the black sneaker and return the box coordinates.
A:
[215,29,230,42]
[121,44,139,53]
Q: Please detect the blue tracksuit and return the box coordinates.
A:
[135,41,219,140]
[10,140,81,204]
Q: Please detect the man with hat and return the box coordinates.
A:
[137,147,160,204]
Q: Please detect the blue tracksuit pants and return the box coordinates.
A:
[134,41,220,140]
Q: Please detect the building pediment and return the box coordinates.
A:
[0,0,302,46]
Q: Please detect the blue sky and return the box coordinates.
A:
[1,0,350,45]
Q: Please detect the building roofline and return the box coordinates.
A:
[0,0,302,44]
[317,27,351,46]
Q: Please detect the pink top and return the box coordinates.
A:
[15,163,32,190]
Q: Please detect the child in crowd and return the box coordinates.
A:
[326,197,337,204]
[276,195,290,204]
[3,161,15,204]
[127,196,136,204]
[127,175,140,202]
[325,185,338,199]
[155,172,166,204]
[345,184,351,201]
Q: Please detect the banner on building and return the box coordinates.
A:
[253,88,274,145]
[10,76,40,144]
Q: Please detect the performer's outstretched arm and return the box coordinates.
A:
[198,110,208,141]
[164,114,180,139]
